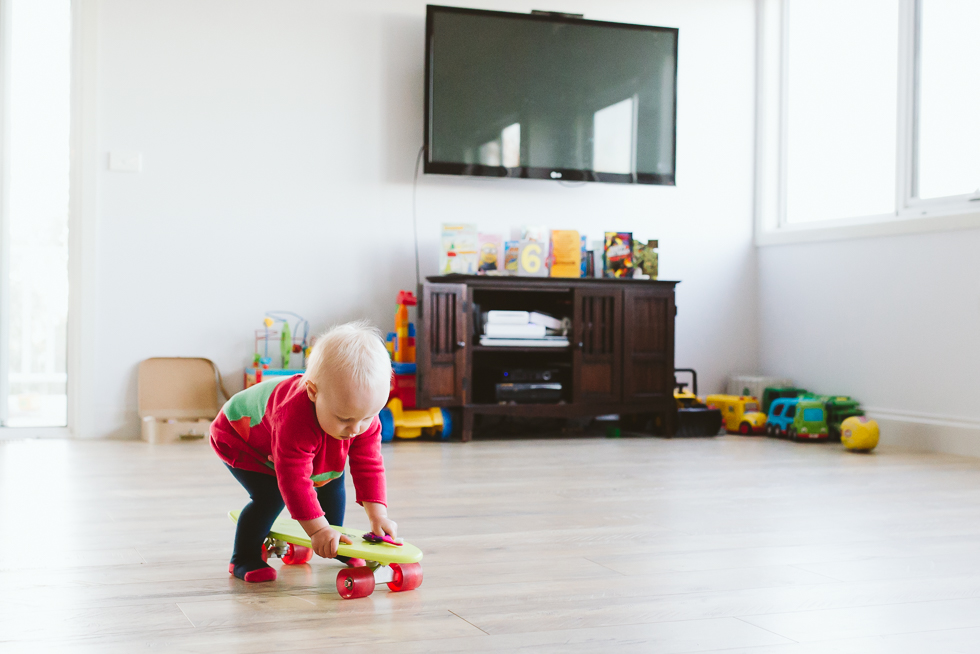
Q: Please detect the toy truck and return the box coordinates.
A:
[705,394,767,435]
[761,386,808,414]
[766,397,828,440]
[803,394,863,440]
[673,369,723,437]
[761,386,865,441]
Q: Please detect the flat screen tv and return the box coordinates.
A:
[424,5,678,185]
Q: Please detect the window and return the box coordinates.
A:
[915,0,980,200]
[773,404,784,417]
[803,408,824,422]
[783,0,898,224]
[786,405,797,418]
[756,0,980,238]
[0,0,71,427]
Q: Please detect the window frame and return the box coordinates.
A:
[0,0,95,439]
[755,0,980,246]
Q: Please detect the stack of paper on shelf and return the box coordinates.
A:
[479,310,570,347]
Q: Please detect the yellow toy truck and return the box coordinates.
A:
[705,394,767,435]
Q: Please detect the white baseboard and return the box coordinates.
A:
[0,426,71,440]
[865,407,980,459]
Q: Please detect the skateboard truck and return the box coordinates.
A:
[367,563,395,584]
[264,536,394,583]
[264,537,289,558]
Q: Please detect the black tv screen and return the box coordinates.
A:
[424,5,678,185]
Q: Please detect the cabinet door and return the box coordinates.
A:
[573,287,622,403]
[622,286,675,403]
[417,282,468,407]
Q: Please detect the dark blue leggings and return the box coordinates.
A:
[226,464,346,568]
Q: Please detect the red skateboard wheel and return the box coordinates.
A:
[337,566,376,599]
[387,562,423,592]
[281,544,312,565]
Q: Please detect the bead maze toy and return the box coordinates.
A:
[228,509,423,600]
[244,312,311,388]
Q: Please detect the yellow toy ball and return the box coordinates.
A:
[841,416,879,452]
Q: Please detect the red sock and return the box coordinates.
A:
[243,567,277,583]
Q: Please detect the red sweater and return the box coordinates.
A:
[210,374,386,521]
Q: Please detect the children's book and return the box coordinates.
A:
[549,229,581,278]
[579,234,588,278]
[603,232,634,278]
[633,239,659,279]
[517,240,548,277]
[478,234,503,273]
[440,224,479,275]
[503,240,520,274]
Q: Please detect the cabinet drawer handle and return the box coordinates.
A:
[457,341,466,349]
[577,342,584,349]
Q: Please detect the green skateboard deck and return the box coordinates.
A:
[228,509,423,565]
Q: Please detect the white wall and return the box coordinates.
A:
[758,228,980,456]
[86,0,757,438]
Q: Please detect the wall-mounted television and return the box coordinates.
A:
[424,5,678,185]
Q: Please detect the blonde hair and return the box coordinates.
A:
[303,320,392,393]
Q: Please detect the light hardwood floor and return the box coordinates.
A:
[4,434,980,652]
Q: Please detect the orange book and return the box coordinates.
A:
[550,230,581,278]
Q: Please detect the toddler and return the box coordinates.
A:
[210,320,396,582]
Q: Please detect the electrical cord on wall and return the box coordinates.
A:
[412,145,424,289]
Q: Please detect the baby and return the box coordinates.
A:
[210,320,396,582]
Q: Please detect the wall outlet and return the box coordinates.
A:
[109,151,142,172]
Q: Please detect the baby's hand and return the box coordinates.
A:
[363,501,398,540]
[371,516,398,540]
[310,526,352,558]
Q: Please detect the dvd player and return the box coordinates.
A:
[495,382,562,404]
[500,368,559,382]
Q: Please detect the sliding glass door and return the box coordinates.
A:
[0,0,71,427]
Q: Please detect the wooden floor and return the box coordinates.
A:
[4,435,980,653]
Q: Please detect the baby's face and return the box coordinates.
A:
[306,376,389,440]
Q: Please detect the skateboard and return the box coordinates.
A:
[228,509,423,599]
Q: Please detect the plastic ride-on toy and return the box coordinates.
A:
[379,397,453,440]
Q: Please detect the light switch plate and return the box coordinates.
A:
[109,151,142,172]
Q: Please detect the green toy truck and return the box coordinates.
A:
[766,396,829,440]
[803,394,864,440]
[762,387,865,441]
